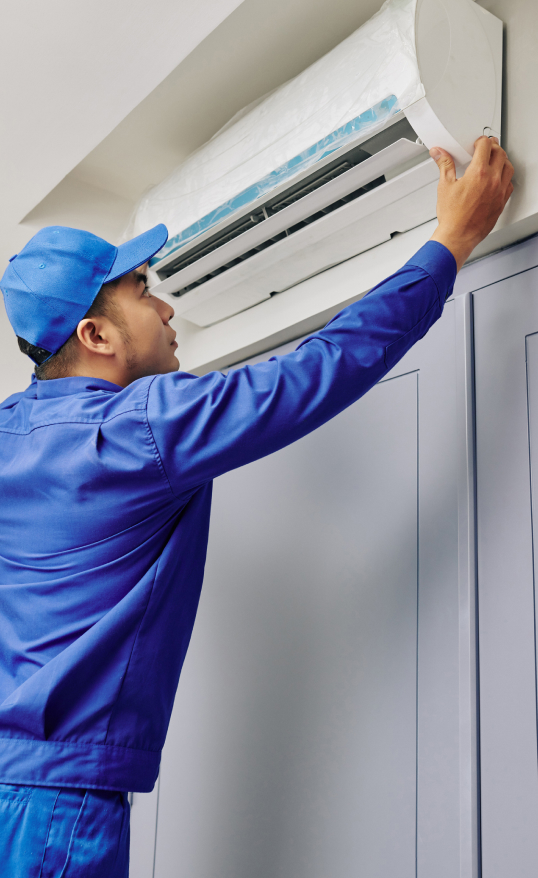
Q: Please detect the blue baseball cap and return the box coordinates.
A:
[0,224,168,363]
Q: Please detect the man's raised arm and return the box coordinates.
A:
[146,137,514,496]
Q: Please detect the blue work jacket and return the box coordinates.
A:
[0,242,456,791]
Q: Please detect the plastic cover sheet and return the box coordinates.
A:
[130,0,423,267]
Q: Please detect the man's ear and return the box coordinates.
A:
[77,317,115,357]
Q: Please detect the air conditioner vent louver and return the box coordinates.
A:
[170,176,385,297]
[151,135,432,320]
[156,141,376,282]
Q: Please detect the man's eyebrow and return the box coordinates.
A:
[133,271,148,286]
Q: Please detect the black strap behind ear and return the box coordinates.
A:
[17,337,52,366]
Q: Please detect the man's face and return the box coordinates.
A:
[112,264,179,381]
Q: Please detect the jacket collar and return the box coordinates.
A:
[30,373,123,399]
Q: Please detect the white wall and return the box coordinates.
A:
[0,0,247,397]
[0,0,251,261]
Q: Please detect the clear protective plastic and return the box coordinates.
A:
[129,0,422,267]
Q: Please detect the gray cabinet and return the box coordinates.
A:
[151,295,478,878]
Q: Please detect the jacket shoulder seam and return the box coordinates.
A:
[0,405,147,435]
[142,376,180,500]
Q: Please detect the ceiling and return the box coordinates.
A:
[0,0,248,270]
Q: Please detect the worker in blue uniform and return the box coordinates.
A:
[0,138,513,875]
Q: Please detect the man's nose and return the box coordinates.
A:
[155,295,174,324]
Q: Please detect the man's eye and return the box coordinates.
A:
[142,286,151,298]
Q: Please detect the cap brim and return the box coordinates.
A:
[104,224,168,283]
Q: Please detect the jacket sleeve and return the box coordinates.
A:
[146,241,457,496]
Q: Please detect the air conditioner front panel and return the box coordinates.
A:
[154,138,428,298]
[170,158,439,327]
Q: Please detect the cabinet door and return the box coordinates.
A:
[473,259,538,878]
[153,297,477,878]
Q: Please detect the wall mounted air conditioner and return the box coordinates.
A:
[134,0,502,327]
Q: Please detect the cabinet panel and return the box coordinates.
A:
[524,332,538,691]
[156,373,419,878]
[473,265,538,878]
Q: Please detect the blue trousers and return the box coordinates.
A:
[0,783,130,877]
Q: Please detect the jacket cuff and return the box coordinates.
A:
[406,240,458,302]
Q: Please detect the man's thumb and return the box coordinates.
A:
[429,147,456,182]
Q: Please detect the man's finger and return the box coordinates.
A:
[499,182,514,213]
[504,182,514,205]
[471,135,494,167]
[489,142,509,175]
[501,158,515,187]
[429,147,457,183]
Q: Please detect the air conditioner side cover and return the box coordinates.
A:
[405,0,503,165]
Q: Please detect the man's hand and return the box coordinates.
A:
[429,136,514,271]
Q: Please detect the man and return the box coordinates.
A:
[0,139,513,876]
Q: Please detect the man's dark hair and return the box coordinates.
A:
[18,278,125,380]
